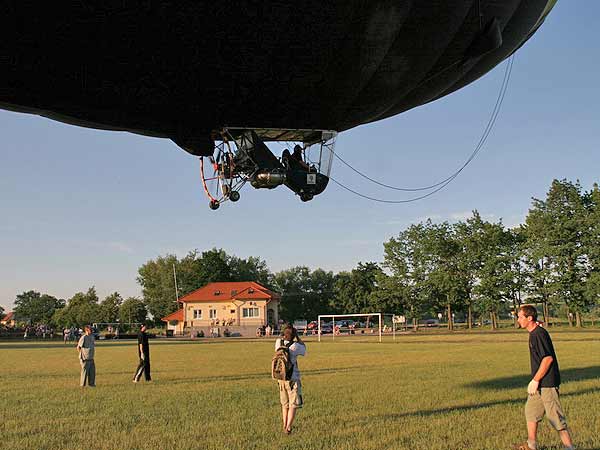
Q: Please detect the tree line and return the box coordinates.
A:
[8,179,600,329]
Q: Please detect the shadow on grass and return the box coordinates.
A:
[352,386,600,450]
[467,366,600,390]
[165,365,368,385]
[359,386,597,424]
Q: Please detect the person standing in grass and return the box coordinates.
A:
[133,324,151,383]
[77,325,96,387]
[513,305,574,450]
[274,325,306,435]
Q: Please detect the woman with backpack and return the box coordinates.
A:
[273,325,306,435]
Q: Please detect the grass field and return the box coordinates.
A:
[1,330,599,450]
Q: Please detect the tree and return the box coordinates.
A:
[119,297,148,325]
[53,287,100,327]
[13,290,65,324]
[137,254,179,322]
[229,255,273,287]
[422,222,468,331]
[369,271,406,316]
[525,179,589,326]
[454,211,488,329]
[0,305,5,321]
[582,183,600,315]
[98,292,123,323]
[473,221,512,329]
[332,262,384,314]
[273,267,335,321]
[504,227,528,327]
[383,223,436,330]
[196,248,232,284]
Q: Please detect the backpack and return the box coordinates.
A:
[271,341,294,381]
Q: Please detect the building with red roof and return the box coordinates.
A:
[161,281,280,336]
[0,311,15,328]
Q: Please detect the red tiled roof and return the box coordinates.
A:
[161,309,184,322]
[179,281,280,303]
[1,311,14,322]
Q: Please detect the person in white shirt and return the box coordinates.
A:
[275,325,306,434]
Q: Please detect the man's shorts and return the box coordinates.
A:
[525,387,568,431]
[278,380,303,409]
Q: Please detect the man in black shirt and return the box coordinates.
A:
[513,305,573,450]
[133,324,151,383]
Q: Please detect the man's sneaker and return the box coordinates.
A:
[512,443,534,450]
[132,379,138,383]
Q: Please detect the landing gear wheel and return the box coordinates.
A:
[300,193,314,202]
[199,135,248,210]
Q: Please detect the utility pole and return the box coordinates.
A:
[173,263,180,304]
[173,263,181,334]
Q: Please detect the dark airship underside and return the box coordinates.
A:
[0,1,557,206]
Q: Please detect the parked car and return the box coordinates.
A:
[320,324,333,334]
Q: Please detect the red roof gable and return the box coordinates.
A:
[179,281,280,303]
[1,311,14,321]
[161,309,184,322]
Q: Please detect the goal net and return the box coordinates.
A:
[316,313,398,342]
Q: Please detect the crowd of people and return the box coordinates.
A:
[22,324,55,339]
[256,324,273,337]
[210,318,235,326]
[62,326,84,343]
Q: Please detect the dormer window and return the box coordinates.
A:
[231,290,238,296]
[214,290,221,295]
[248,288,254,293]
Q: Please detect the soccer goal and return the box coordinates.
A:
[316,313,399,342]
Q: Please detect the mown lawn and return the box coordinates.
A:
[1,330,598,450]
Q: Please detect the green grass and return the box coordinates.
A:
[1,330,599,450]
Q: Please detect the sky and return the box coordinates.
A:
[1,2,599,310]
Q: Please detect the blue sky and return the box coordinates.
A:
[1,2,598,309]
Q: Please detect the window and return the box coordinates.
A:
[230,309,235,314]
[242,307,260,318]
[209,309,217,319]
[193,309,202,319]
[231,290,237,296]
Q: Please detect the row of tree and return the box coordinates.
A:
[7,179,600,329]
[12,289,147,328]
[335,179,600,328]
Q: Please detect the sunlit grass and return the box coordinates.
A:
[1,330,599,450]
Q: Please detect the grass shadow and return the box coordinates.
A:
[467,366,600,390]
[355,386,598,423]
[166,365,368,385]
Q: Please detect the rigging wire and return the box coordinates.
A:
[328,55,514,202]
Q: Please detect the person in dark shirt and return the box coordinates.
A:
[133,324,151,383]
[513,305,573,450]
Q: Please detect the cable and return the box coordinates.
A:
[329,55,514,202]
[332,54,513,192]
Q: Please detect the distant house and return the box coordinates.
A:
[161,308,184,335]
[1,311,15,328]
[161,281,280,336]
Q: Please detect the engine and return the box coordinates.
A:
[250,170,286,189]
